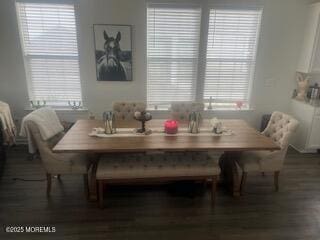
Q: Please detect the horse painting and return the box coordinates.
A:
[94,26,132,81]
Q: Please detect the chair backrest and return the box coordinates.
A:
[262,111,299,150]
[112,102,146,128]
[170,102,204,122]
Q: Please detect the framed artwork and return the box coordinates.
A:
[93,24,132,81]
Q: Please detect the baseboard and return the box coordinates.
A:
[290,144,317,153]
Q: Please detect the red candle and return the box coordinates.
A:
[164,120,178,134]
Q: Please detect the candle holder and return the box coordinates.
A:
[68,101,82,110]
[30,100,46,109]
[188,112,201,134]
[164,120,178,134]
[133,111,152,133]
[103,111,116,134]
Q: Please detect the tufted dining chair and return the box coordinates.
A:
[25,121,90,196]
[236,111,299,193]
[112,102,146,128]
[170,102,204,123]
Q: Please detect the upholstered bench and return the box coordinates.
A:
[96,152,221,208]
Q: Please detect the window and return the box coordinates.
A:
[147,3,262,109]
[147,4,201,107]
[16,2,82,106]
[204,8,262,107]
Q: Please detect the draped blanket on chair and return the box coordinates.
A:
[0,101,16,146]
[20,107,64,153]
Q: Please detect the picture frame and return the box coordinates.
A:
[93,24,132,81]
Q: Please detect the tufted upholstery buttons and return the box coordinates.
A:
[262,111,299,149]
[96,152,221,180]
[170,102,204,122]
[112,102,146,127]
[236,111,299,176]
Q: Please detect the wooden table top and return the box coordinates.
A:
[53,119,280,153]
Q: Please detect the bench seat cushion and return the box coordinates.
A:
[96,152,221,180]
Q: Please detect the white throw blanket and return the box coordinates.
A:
[0,101,16,145]
[20,107,64,153]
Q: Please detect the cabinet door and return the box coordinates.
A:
[290,100,315,151]
[307,115,320,149]
[297,3,320,73]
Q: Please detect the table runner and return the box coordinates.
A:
[89,127,233,138]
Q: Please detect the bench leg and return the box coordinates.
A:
[240,172,247,195]
[274,171,280,192]
[211,176,217,206]
[98,180,104,208]
[83,174,89,199]
[46,173,52,196]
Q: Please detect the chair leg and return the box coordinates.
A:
[274,171,280,192]
[240,172,247,195]
[211,176,217,206]
[98,181,104,208]
[83,174,89,198]
[46,173,52,196]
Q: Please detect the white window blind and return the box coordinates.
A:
[147,5,201,106]
[16,2,82,106]
[204,8,262,105]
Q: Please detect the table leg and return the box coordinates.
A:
[219,151,241,197]
[88,154,100,201]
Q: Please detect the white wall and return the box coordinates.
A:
[78,0,147,116]
[0,0,309,129]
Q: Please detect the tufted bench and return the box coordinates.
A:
[96,152,221,208]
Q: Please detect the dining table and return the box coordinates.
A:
[53,119,280,200]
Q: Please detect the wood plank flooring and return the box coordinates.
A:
[0,145,320,240]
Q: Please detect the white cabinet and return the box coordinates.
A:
[297,3,320,73]
[307,115,320,148]
[290,99,320,152]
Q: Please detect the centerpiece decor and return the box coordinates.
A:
[68,101,82,110]
[103,111,116,134]
[164,120,178,134]
[30,100,46,109]
[295,72,310,101]
[134,111,152,134]
[188,112,201,134]
[235,101,243,110]
[210,118,223,134]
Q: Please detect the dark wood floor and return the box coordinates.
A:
[0,146,320,240]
